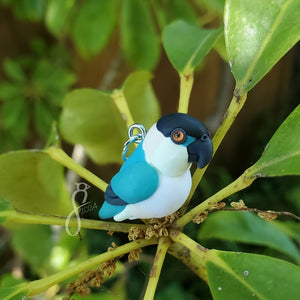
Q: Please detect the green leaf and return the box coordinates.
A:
[0,82,23,101]
[59,89,127,164]
[248,105,300,177]
[0,197,12,224]
[156,283,197,300]
[11,0,47,21]
[1,98,29,140]
[72,0,117,56]
[198,211,300,263]
[122,71,160,128]
[206,250,300,299]
[224,0,300,94]
[45,0,75,37]
[33,102,58,139]
[162,20,222,74]
[153,0,198,29]
[0,284,28,300]
[3,59,26,82]
[10,224,53,271]
[0,150,72,216]
[121,0,160,70]
[195,0,225,14]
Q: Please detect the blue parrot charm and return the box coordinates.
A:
[99,113,213,222]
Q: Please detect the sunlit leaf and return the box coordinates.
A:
[248,105,300,177]
[162,20,222,74]
[59,89,127,164]
[72,0,118,56]
[122,70,160,128]
[121,0,160,70]
[0,150,72,216]
[225,0,300,93]
[198,211,300,262]
[206,250,300,299]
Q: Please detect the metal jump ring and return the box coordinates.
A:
[122,124,147,161]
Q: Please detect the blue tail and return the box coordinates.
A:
[98,201,125,219]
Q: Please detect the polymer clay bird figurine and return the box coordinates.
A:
[99,113,213,221]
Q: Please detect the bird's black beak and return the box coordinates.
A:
[187,135,213,169]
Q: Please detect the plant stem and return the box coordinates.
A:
[27,238,157,296]
[169,230,208,281]
[180,91,248,213]
[143,237,171,300]
[0,210,147,233]
[175,170,255,228]
[45,147,108,192]
[112,89,135,127]
[178,72,194,113]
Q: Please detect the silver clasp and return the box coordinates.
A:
[122,124,146,161]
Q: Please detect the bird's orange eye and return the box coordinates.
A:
[171,129,186,144]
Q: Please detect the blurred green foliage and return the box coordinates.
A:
[0,0,299,299]
[0,39,75,152]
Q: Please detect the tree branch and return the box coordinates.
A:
[143,237,171,300]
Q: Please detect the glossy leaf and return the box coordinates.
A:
[248,105,300,177]
[59,89,127,164]
[206,250,300,299]
[198,211,300,262]
[225,0,300,93]
[72,0,117,56]
[0,150,72,216]
[162,20,222,74]
[45,0,74,37]
[121,0,160,70]
[122,70,160,128]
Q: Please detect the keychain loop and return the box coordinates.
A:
[122,123,146,161]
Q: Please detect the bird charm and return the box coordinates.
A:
[99,113,213,222]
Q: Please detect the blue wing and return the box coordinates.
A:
[99,142,159,219]
[111,161,159,204]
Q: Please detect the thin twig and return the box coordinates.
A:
[210,207,300,222]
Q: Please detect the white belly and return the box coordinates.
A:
[114,170,191,221]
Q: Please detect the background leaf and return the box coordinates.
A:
[45,0,75,37]
[153,0,198,29]
[224,0,300,93]
[72,0,118,56]
[248,105,300,177]
[0,150,72,215]
[59,89,127,164]
[121,0,160,70]
[122,70,160,128]
[0,284,28,300]
[198,211,300,263]
[3,59,26,82]
[206,250,300,299]
[162,20,222,74]
[10,224,53,272]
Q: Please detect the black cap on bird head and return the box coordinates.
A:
[156,113,213,168]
